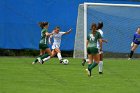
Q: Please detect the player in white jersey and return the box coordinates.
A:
[42,26,72,64]
[82,22,107,74]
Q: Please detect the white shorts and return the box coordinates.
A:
[52,44,60,50]
[97,47,103,54]
[99,50,103,54]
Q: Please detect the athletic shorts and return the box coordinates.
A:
[133,42,140,45]
[52,44,60,50]
[97,47,103,54]
[87,47,99,55]
[39,43,49,50]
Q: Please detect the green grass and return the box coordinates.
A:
[0,57,140,93]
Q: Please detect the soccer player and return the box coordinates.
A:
[32,22,54,64]
[82,22,107,74]
[128,27,140,60]
[42,26,72,63]
[85,23,102,77]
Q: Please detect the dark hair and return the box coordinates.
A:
[97,21,103,30]
[91,23,97,30]
[54,26,60,30]
[38,22,49,29]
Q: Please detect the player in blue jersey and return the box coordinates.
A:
[128,27,140,60]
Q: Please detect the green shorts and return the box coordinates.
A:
[87,47,99,55]
[39,43,49,50]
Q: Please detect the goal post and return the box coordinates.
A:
[73,2,140,58]
[84,3,87,59]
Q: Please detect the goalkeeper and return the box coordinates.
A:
[128,27,140,60]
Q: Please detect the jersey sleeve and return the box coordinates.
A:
[98,32,102,39]
[60,32,66,35]
[133,33,136,42]
[98,29,103,38]
[101,31,103,38]
[43,29,48,34]
[41,29,47,37]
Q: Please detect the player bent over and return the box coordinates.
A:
[128,27,140,60]
[41,27,72,64]
[86,23,102,77]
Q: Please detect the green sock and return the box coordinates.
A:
[40,54,49,59]
[34,55,42,63]
[88,64,92,70]
[88,62,98,71]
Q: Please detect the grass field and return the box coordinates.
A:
[0,57,140,93]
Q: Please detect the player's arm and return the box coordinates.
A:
[131,34,136,47]
[48,35,53,45]
[63,28,72,35]
[102,39,108,43]
[99,39,103,51]
[100,32,107,43]
[45,31,54,36]
[98,33,103,51]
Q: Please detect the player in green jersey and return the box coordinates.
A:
[32,22,54,64]
[82,22,107,74]
[86,23,102,77]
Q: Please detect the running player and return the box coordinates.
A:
[82,22,107,74]
[32,22,54,64]
[86,23,102,77]
[41,26,72,64]
[96,22,107,74]
[128,27,140,60]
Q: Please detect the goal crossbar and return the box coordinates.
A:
[84,3,140,7]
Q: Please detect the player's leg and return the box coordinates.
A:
[128,44,138,60]
[35,43,52,64]
[42,50,56,62]
[86,47,100,76]
[54,48,63,63]
[39,48,52,64]
[86,54,93,76]
[82,57,89,66]
[88,54,100,71]
[32,44,46,64]
[82,58,87,66]
[98,52,103,74]
[40,49,45,55]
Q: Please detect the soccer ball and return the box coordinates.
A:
[62,59,69,65]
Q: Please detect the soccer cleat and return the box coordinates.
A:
[128,58,131,60]
[42,60,45,64]
[99,72,103,74]
[60,59,63,64]
[32,62,35,64]
[82,59,86,66]
[37,57,43,64]
[86,69,91,77]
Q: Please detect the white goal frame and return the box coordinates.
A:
[83,2,140,59]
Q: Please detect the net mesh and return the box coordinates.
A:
[74,4,140,58]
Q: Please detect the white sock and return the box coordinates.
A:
[57,53,62,60]
[43,56,51,62]
[98,61,103,72]
[86,59,89,62]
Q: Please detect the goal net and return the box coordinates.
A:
[74,3,140,58]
